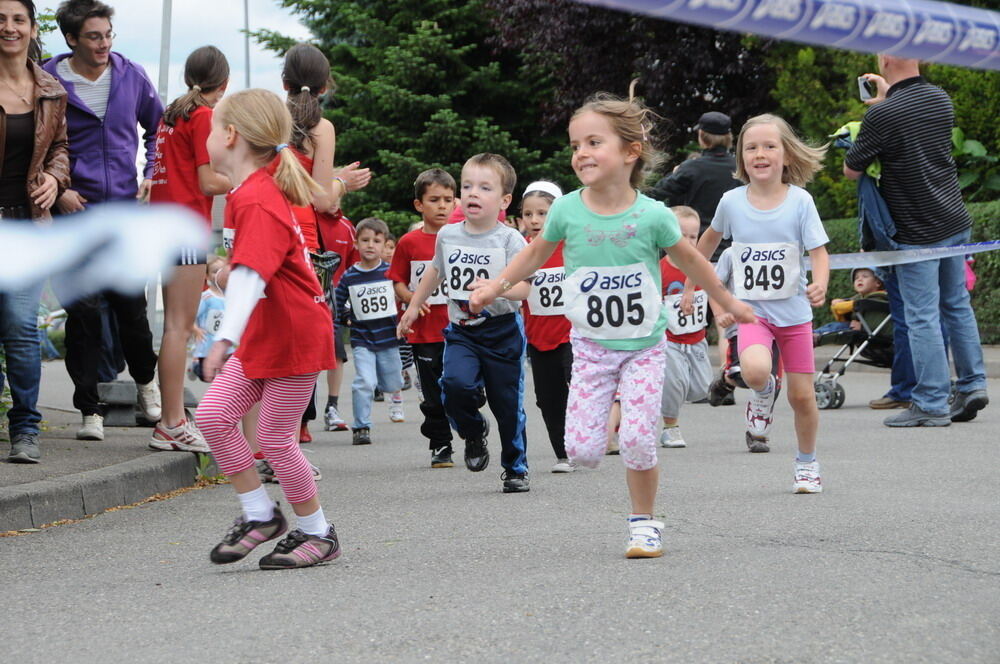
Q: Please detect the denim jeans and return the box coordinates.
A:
[351,345,403,430]
[894,229,986,415]
[881,270,915,402]
[0,282,43,435]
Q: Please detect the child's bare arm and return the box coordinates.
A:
[469,237,557,313]
[807,245,830,308]
[667,240,755,324]
[397,264,442,337]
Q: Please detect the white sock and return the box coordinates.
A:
[238,486,274,523]
[754,375,775,397]
[297,507,328,536]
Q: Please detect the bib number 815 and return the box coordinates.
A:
[586,293,644,328]
[743,264,785,292]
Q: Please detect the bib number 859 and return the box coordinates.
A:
[743,264,785,292]
[586,293,644,328]
[360,296,389,315]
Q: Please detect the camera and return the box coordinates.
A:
[858,76,876,101]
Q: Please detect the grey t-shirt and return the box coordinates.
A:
[431,221,528,327]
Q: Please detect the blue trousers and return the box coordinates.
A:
[351,345,403,430]
[440,314,528,475]
[881,270,916,403]
[0,281,43,435]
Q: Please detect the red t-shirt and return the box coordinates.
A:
[523,240,571,351]
[289,150,319,250]
[387,227,450,344]
[660,258,707,344]
[316,211,358,286]
[149,105,214,223]
[224,167,335,379]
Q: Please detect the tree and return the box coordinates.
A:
[253,0,570,233]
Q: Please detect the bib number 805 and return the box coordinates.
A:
[586,293,644,328]
[743,264,785,292]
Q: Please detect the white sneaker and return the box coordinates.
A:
[256,459,322,482]
[136,380,162,422]
[793,460,822,493]
[77,414,104,441]
[323,405,348,431]
[389,403,405,423]
[551,458,576,473]
[625,518,664,558]
[746,376,777,437]
[149,418,210,453]
[659,426,687,448]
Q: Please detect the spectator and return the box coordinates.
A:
[0,0,71,464]
[844,55,988,427]
[44,0,163,441]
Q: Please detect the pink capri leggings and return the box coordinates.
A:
[565,332,666,471]
[737,319,815,374]
[196,356,319,504]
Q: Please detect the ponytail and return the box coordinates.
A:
[163,46,230,126]
[281,43,333,151]
[274,145,318,207]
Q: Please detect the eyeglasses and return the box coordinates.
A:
[79,31,115,43]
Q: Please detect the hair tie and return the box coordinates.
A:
[275,143,289,153]
[192,85,202,93]
[300,85,311,93]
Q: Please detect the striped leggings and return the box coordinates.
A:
[196,356,319,504]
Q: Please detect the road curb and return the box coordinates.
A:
[0,452,198,532]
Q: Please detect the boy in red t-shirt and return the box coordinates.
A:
[387,169,457,467]
[659,206,713,449]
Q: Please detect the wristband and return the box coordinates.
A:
[499,278,513,293]
[334,177,348,195]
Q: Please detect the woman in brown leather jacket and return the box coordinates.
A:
[0,0,71,464]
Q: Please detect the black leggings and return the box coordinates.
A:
[526,342,572,460]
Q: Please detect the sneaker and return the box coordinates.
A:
[869,396,910,410]
[707,374,736,407]
[149,418,210,453]
[402,370,413,391]
[883,404,951,427]
[501,470,530,493]
[431,446,454,468]
[257,459,322,482]
[745,376,777,437]
[464,419,490,472]
[659,426,686,448]
[323,405,348,432]
[950,389,989,423]
[209,506,288,564]
[373,388,384,402]
[136,380,162,422]
[606,432,620,455]
[389,404,405,423]
[7,432,40,463]
[258,525,341,570]
[551,458,576,473]
[352,427,372,445]
[793,460,823,494]
[76,413,104,441]
[299,424,312,443]
[745,431,770,453]
[625,518,665,558]
[721,391,735,406]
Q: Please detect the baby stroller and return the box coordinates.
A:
[814,296,894,409]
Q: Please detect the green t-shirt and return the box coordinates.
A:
[543,189,681,350]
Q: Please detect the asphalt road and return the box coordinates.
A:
[2,369,998,663]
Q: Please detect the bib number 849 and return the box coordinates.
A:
[743,264,785,292]
[586,292,644,328]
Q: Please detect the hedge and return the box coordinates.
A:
[817,200,1000,343]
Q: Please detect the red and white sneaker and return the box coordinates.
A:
[149,418,210,453]
[745,376,778,437]
[793,460,822,493]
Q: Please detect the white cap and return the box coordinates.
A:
[522,181,563,200]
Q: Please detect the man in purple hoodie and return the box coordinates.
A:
[44,0,163,441]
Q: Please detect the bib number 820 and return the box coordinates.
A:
[586,292,644,328]
[450,267,489,292]
[743,264,785,292]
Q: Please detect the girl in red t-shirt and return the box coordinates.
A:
[149,46,232,453]
[196,89,339,570]
[520,181,575,473]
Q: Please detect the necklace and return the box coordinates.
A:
[0,76,32,106]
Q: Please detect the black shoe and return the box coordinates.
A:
[431,445,454,468]
[950,389,989,422]
[721,392,735,406]
[464,419,490,472]
[501,470,530,493]
[476,386,487,410]
[373,389,384,402]
[352,427,372,445]
[707,375,736,407]
[7,432,40,463]
[745,431,770,453]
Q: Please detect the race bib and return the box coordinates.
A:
[443,245,505,298]
[348,280,395,321]
[664,290,708,335]
[564,263,661,340]
[732,242,800,301]
[222,227,235,251]
[525,267,567,316]
[205,309,224,336]
[409,260,448,305]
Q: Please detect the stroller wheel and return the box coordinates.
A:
[814,381,834,409]
[831,383,846,409]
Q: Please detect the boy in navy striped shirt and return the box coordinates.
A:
[335,218,404,445]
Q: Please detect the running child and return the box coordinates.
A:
[196,89,339,570]
[687,113,829,493]
[335,218,405,445]
[520,181,575,473]
[398,154,533,493]
[470,91,754,556]
[149,45,231,452]
[658,206,713,449]
[387,169,458,467]
[382,231,409,419]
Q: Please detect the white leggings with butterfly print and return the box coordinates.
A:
[565,331,666,471]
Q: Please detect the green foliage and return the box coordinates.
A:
[952,129,1000,202]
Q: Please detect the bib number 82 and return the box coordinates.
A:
[743,264,785,292]
[586,292,644,328]
[538,285,563,308]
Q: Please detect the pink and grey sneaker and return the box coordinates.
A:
[210,506,288,564]
[258,525,341,570]
[150,418,210,453]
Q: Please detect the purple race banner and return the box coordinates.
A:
[574,0,1000,70]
